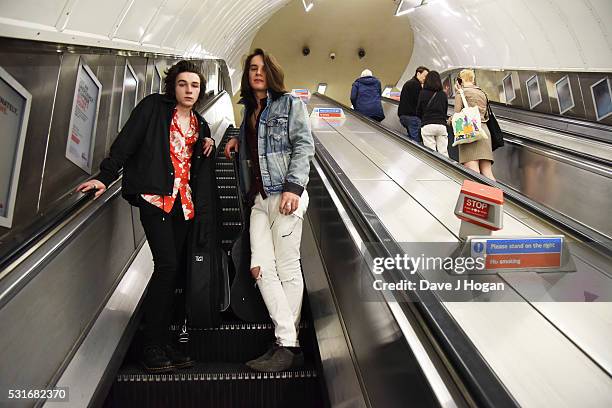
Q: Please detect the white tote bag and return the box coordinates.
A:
[451,89,487,146]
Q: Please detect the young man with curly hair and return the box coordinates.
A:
[77,60,216,373]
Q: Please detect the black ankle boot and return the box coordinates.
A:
[163,344,195,369]
[141,345,174,373]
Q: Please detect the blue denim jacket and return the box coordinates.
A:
[234,92,314,197]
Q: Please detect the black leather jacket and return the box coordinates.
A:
[98,93,211,206]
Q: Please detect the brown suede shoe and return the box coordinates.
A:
[247,347,304,372]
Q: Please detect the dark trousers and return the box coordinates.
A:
[399,115,422,143]
[138,195,191,347]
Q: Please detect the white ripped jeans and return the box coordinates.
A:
[250,191,309,347]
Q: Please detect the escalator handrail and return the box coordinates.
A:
[312,138,519,408]
[482,100,612,142]
[384,95,611,172]
[0,90,229,279]
[321,93,612,254]
[0,185,106,273]
[197,90,228,117]
[499,133,612,174]
[383,95,612,143]
[0,181,122,309]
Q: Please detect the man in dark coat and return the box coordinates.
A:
[350,69,385,122]
[76,60,217,373]
[398,66,429,143]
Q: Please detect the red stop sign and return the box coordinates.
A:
[463,198,490,220]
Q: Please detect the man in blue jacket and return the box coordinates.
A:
[350,69,385,122]
[225,49,314,372]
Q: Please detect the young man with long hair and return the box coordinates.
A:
[76,60,216,373]
[225,48,314,372]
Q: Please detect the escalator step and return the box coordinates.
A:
[165,323,315,363]
[105,362,322,408]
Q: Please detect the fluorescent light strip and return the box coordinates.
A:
[395,8,415,16]
[302,0,313,12]
[395,0,427,16]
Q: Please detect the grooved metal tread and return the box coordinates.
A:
[169,321,309,332]
[116,362,318,382]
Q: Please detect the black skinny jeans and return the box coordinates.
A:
[138,195,191,347]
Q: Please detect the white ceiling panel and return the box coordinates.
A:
[140,0,191,46]
[0,0,288,92]
[523,0,584,68]
[398,0,612,88]
[498,1,555,67]
[0,0,66,28]
[113,0,167,42]
[554,0,612,69]
[64,0,127,36]
[0,0,610,95]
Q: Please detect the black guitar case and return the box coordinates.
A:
[229,151,271,323]
[186,141,228,328]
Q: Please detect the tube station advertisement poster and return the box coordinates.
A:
[65,61,101,174]
[0,67,30,225]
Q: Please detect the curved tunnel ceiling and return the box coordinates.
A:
[250,0,413,107]
[0,0,291,91]
[398,0,612,86]
[1,0,610,92]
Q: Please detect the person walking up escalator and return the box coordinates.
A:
[398,66,429,142]
[350,69,385,122]
[417,70,449,157]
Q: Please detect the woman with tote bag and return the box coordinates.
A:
[453,69,496,181]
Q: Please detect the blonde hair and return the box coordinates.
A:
[459,69,475,83]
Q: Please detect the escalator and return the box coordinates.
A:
[26,122,461,408]
[7,91,608,408]
[377,94,612,249]
[303,93,612,407]
[102,126,327,407]
[24,118,507,408]
[39,120,487,408]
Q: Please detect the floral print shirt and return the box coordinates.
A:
[141,109,199,220]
